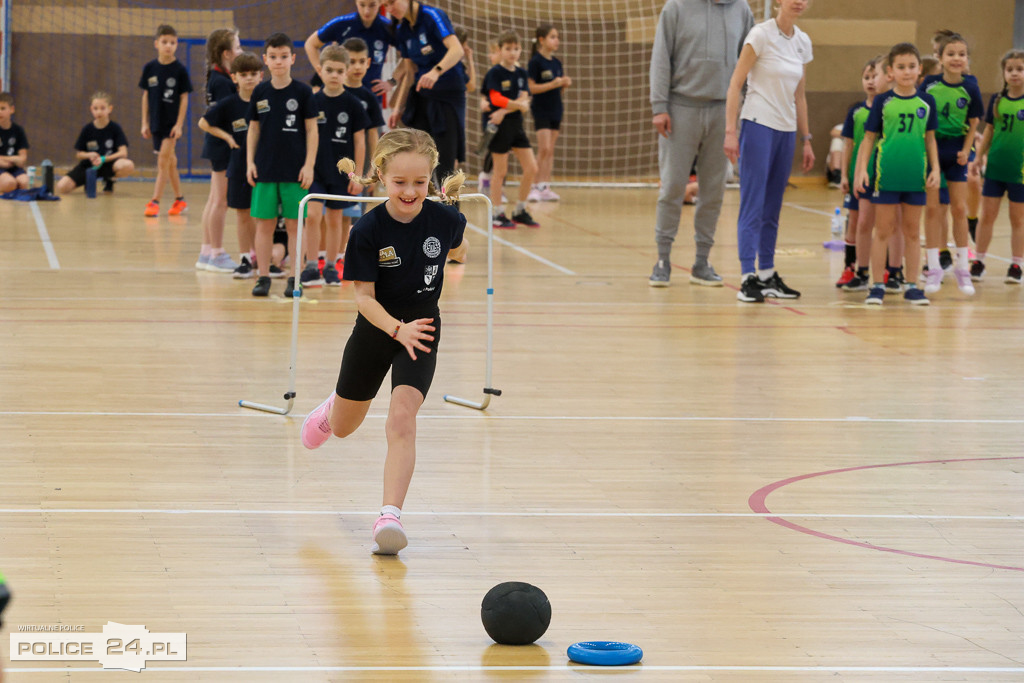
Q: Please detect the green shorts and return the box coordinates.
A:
[250,182,307,220]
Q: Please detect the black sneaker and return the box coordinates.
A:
[268,264,286,279]
[969,259,985,281]
[760,272,800,299]
[284,276,300,298]
[842,274,869,292]
[102,178,115,193]
[737,274,765,303]
[323,263,342,286]
[300,261,324,288]
[1006,264,1022,284]
[511,208,540,227]
[968,217,978,243]
[885,267,906,292]
[492,212,515,229]
[251,276,271,297]
[939,249,953,272]
[233,256,254,280]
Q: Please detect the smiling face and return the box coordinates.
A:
[1005,58,1024,92]
[379,151,433,222]
[940,40,968,77]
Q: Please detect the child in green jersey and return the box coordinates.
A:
[920,33,984,296]
[970,50,1024,284]
[854,42,940,306]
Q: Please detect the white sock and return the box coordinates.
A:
[515,201,526,214]
[955,247,969,270]
[976,252,987,262]
[381,505,401,519]
[926,248,941,271]
[319,250,326,259]
[757,268,775,281]
[200,244,212,256]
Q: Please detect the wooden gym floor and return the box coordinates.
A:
[1,180,1022,682]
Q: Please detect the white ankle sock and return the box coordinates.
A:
[955,247,969,270]
[976,252,987,262]
[757,268,775,281]
[927,248,941,271]
[381,505,401,518]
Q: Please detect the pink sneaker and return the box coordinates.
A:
[953,268,976,295]
[371,513,408,555]
[924,267,944,294]
[538,185,560,201]
[300,393,335,449]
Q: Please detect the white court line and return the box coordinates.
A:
[7,665,1024,674]
[466,220,576,275]
[4,410,1024,425]
[0,509,1020,521]
[29,201,60,270]
[785,202,835,217]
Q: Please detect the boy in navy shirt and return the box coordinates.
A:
[481,31,539,228]
[246,33,318,298]
[305,0,395,103]
[56,92,135,194]
[0,92,29,194]
[301,45,370,288]
[139,24,192,217]
[199,52,264,279]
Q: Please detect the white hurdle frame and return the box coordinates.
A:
[239,192,500,415]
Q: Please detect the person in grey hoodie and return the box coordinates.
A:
[649,0,754,287]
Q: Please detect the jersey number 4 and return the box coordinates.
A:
[897,113,916,133]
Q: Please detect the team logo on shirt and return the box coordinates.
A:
[231,119,248,132]
[374,40,385,50]
[286,98,299,112]
[317,110,327,124]
[420,45,434,56]
[956,97,967,109]
[541,69,553,80]
[285,114,297,128]
[423,264,438,285]
[105,139,114,149]
[916,107,927,119]
[518,78,525,88]
[86,141,99,151]
[148,76,159,87]
[163,89,174,100]
[167,78,176,87]
[256,100,270,114]
[1017,110,1024,121]
[422,236,442,258]
[379,246,401,267]
[419,33,428,45]
[334,127,347,140]
[360,100,369,110]
[374,51,385,63]
[337,112,349,124]
[501,80,511,90]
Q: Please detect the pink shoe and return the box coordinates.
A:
[953,268,975,295]
[371,513,408,555]
[924,267,944,294]
[539,185,560,201]
[300,393,335,449]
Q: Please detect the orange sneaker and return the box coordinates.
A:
[144,200,159,217]
[168,198,188,216]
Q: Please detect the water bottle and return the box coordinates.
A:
[27,166,37,188]
[85,166,97,198]
[830,207,843,239]
[41,159,54,194]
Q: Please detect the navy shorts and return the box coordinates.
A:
[489,119,531,154]
[336,313,440,401]
[0,167,25,178]
[533,116,561,131]
[844,189,870,210]
[151,131,173,153]
[936,137,969,183]
[871,190,927,206]
[983,178,1024,203]
[308,179,354,210]
[226,172,252,210]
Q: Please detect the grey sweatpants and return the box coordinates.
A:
[655,101,728,264]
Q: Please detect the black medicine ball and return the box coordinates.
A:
[480,581,551,645]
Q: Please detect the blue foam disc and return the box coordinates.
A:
[567,641,643,666]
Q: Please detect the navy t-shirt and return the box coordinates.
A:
[138,59,193,134]
[527,53,563,121]
[482,64,529,126]
[202,67,238,163]
[246,79,318,183]
[395,3,466,93]
[343,200,467,319]
[74,121,128,157]
[203,93,250,179]
[1,123,29,168]
[313,89,370,184]
[344,84,386,128]
[317,12,394,89]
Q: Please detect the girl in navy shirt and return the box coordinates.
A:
[301,129,468,556]
[527,24,571,202]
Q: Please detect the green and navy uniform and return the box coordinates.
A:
[865,89,938,206]
[919,74,983,183]
[982,92,1024,202]
[841,100,871,208]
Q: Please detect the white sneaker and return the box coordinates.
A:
[924,267,944,294]
[539,184,560,201]
[526,185,543,202]
[953,268,975,295]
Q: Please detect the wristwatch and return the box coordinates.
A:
[387,77,397,86]
[802,134,813,142]
[434,64,443,72]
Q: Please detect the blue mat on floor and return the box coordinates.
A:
[1,187,59,201]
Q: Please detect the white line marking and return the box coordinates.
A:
[29,201,59,269]
[0,509,1019,520]
[466,221,576,275]
[7,665,1024,673]
[784,202,836,217]
[3,410,1024,425]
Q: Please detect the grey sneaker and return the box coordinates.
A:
[649,259,671,287]
[195,253,210,270]
[690,262,724,287]
[206,252,239,273]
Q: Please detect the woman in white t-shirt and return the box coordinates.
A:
[724,0,815,303]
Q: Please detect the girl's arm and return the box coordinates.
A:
[387,59,416,128]
[925,131,940,188]
[464,46,477,93]
[528,77,563,95]
[853,130,877,193]
[958,117,979,165]
[415,35,464,91]
[840,137,854,193]
[198,117,238,148]
[795,72,814,173]
[724,43,758,163]
[353,281,435,361]
[349,131,366,195]
[969,126,994,178]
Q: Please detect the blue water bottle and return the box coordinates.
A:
[85,166,97,198]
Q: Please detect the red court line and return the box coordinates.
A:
[748,456,1024,572]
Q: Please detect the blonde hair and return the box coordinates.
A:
[320,44,349,67]
[90,90,113,106]
[337,128,465,204]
